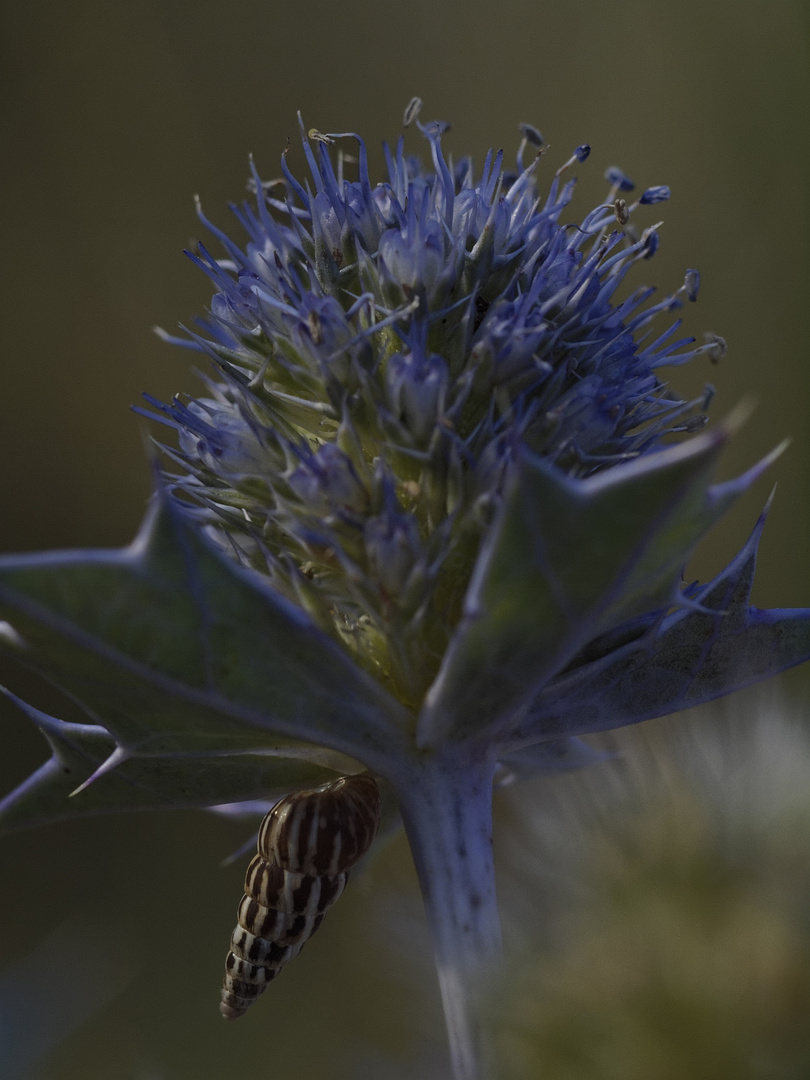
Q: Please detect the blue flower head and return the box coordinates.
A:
[141,98,724,711]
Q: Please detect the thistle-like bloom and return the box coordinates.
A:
[1,101,808,1080]
[136,103,787,741]
[141,104,721,711]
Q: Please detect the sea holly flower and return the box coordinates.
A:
[1,99,809,1079]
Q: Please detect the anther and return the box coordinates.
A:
[703,333,727,364]
[308,129,335,145]
[555,144,591,178]
[403,97,423,127]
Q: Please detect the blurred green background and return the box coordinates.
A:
[0,1,807,1077]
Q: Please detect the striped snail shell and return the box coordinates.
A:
[220,772,381,1020]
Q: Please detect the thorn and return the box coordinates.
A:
[69,746,130,797]
[708,441,790,507]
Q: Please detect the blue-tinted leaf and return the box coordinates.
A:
[420,421,764,745]
[505,503,810,748]
[0,687,354,832]
[0,496,410,769]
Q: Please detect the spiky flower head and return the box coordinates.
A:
[141,98,721,711]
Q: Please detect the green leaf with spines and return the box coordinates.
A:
[0,686,351,832]
[0,495,411,772]
[504,499,810,748]
[418,420,777,746]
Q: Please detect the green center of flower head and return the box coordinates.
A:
[140,98,723,710]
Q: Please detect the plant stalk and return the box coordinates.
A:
[394,746,501,1080]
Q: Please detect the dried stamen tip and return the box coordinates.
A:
[308,129,335,145]
[611,198,630,225]
[597,199,631,226]
[403,96,423,127]
[703,332,728,364]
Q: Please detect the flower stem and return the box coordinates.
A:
[393,746,501,1080]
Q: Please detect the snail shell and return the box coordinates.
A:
[220,772,381,1019]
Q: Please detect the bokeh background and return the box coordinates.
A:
[0,1,807,1077]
